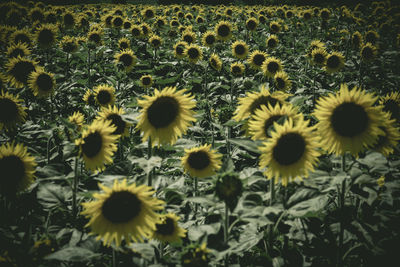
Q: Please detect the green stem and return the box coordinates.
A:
[337,155,347,266]
[194,177,198,213]
[87,48,91,88]
[269,178,275,206]
[159,242,164,260]
[72,156,79,220]
[224,202,229,244]
[112,249,118,267]
[147,138,153,187]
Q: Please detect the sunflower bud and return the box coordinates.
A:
[215,172,243,212]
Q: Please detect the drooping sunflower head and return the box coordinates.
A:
[0,142,36,197]
[230,62,245,77]
[68,111,85,130]
[0,91,26,132]
[262,57,283,78]
[311,48,328,66]
[324,52,345,73]
[231,40,249,60]
[140,23,152,37]
[246,17,258,31]
[6,56,38,88]
[10,29,32,47]
[209,53,222,72]
[259,118,320,186]
[34,24,58,48]
[152,213,187,244]
[87,30,103,47]
[174,41,188,59]
[269,21,281,33]
[6,42,31,59]
[60,36,79,54]
[314,84,384,156]
[29,7,44,23]
[28,68,55,98]
[351,31,363,49]
[215,21,232,41]
[248,50,268,70]
[131,25,143,38]
[274,71,292,91]
[372,113,400,157]
[62,12,75,28]
[302,10,313,20]
[182,144,222,178]
[94,84,116,107]
[96,105,131,138]
[136,86,196,146]
[140,74,153,88]
[215,172,243,212]
[75,120,119,172]
[379,91,400,124]
[155,16,167,28]
[149,34,162,49]
[182,31,196,44]
[185,44,203,64]
[320,8,330,20]
[360,42,378,62]
[266,34,279,49]
[202,31,217,47]
[248,102,302,140]
[81,179,164,247]
[114,49,137,72]
[118,37,130,51]
[142,7,155,20]
[365,30,379,45]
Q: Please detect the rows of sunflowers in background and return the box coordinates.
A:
[1,0,400,266]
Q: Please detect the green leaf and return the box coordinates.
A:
[288,195,328,218]
[45,247,100,262]
[188,223,221,241]
[228,138,261,154]
[130,156,162,174]
[37,183,71,210]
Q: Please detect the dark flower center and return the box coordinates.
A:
[267,61,279,73]
[64,13,74,26]
[217,24,230,37]
[321,11,329,19]
[142,77,151,85]
[105,16,113,25]
[151,39,161,47]
[187,48,199,59]
[102,191,141,224]
[10,60,36,84]
[63,42,77,53]
[36,73,53,92]
[275,77,286,89]
[249,96,278,114]
[0,155,25,192]
[107,114,126,135]
[120,42,129,50]
[232,65,241,74]
[234,45,245,55]
[0,98,18,123]
[82,131,102,158]
[145,9,154,18]
[132,28,141,36]
[326,55,340,68]
[267,38,277,47]
[304,12,311,19]
[361,47,373,59]
[206,35,215,45]
[273,132,306,165]
[9,48,25,58]
[38,29,54,45]
[365,33,377,44]
[89,33,101,43]
[147,96,179,128]
[156,217,175,235]
[171,20,179,27]
[187,151,210,170]
[183,35,194,44]
[247,20,257,30]
[120,54,133,67]
[314,53,325,64]
[264,115,283,137]
[176,45,185,55]
[14,33,31,45]
[331,102,369,137]
[352,35,361,45]
[31,10,44,22]
[113,17,123,27]
[124,21,132,29]
[142,26,149,35]
[271,24,279,32]
[253,54,266,66]
[97,90,111,105]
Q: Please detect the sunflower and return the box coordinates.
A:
[262,57,283,78]
[233,85,290,122]
[307,40,326,57]
[118,37,130,51]
[6,56,38,88]
[231,40,249,60]
[83,89,96,106]
[123,20,132,30]
[248,50,268,70]
[314,84,384,156]
[320,8,330,20]
[373,114,400,157]
[136,86,196,147]
[149,35,162,49]
[266,35,279,49]
[215,21,232,41]
[140,23,152,38]
[131,25,143,38]
[114,49,137,72]
[9,29,32,47]
[202,31,216,47]
[248,102,302,140]
[34,24,58,48]
[155,16,167,28]
[60,36,78,53]
[360,42,378,62]
[152,213,187,243]
[94,84,116,107]
[182,144,222,178]
[87,30,103,47]
[142,7,155,20]
[302,10,313,21]
[68,111,84,130]
[112,16,123,28]
[29,7,44,23]
[174,41,188,59]
[246,17,258,31]
[140,74,153,88]
[181,243,210,267]
[379,92,400,124]
[28,68,55,98]
[63,12,75,28]
[75,120,119,172]
[209,53,222,71]
[274,71,292,91]
[96,106,131,138]
[365,30,379,45]
[230,62,245,77]
[6,42,31,59]
[311,48,328,66]
[215,172,243,212]
[351,31,363,49]
[324,52,345,73]
[81,179,164,247]
[0,142,36,196]
[182,31,196,44]
[0,91,26,131]
[0,73,7,89]
[269,21,281,34]
[185,44,203,64]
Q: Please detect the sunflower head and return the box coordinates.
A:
[0,91,27,132]
[142,7,155,20]
[360,42,378,62]
[307,40,325,57]
[215,21,232,41]
[68,111,84,130]
[96,105,131,138]
[81,179,164,246]
[35,24,58,48]
[246,17,258,31]
[365,30,379,45]
[372,114,400,157]
[149,35,162,49]
[266,35,279,49]
[10,29,32,47]
[140,23,152,37]
[302,10,313,20]
[379,92,400,124]
[231,40,249,60]
[6,56,38,88]
[230,62,245,77]
[274,71,292,91]
[83,89,96,106]
[112,16,123,28]
[320,8,330,20]
[6,42,31,59]
[60,36,79,54]
[324,52,345,73]
[87,30,103,46]
[28,68,55,98]
[94,84,116,107]
[202,31,216,47]
[118,37,130,51]
[182,144,222,178]
[114,49,137,72]
[185,44,203,64]
[182,31,196,44]
[140,74,153,88]
[269,21,281,33]
[209,53,222,72]
[174,41,188,59]
[63,12,75,28]
[181,243,210,267]
[262,57,283,78]
[75,120,119,172]
[155,16,167,28]
[314,84,384,156]
[29,7,44,23]
[136,86,196,147]
[215,172,243,211]
[248,50,268,70]
[123,20,132,30]
[311,48,327,66]
[131,25,143,38]
[0,142,36,197]
[152,213,187,244]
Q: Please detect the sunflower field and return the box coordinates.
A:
[1,0,400,266]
